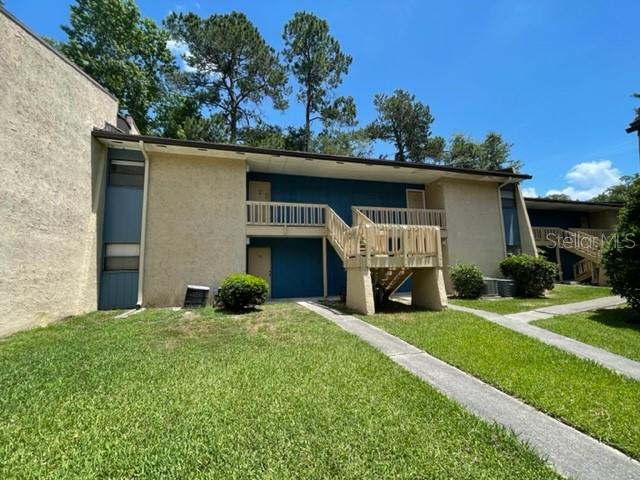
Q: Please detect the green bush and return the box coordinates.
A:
[218,273,269,311]
[603,178,640,312]
[450,263,485,299]
[500,254,556,297]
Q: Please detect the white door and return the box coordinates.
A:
[248,181,271,202]
[248,247,271,297]
[406,189,425,209]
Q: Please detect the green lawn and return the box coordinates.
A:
[361,304,640,459]
[450,284,613,314]
[533,308,640,361]
[0,304,560,479]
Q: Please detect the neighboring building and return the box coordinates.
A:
[525,197,621,284]
[0,9,119,337]
[1,8,537,335]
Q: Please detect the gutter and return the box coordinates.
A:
[136,140,151,307]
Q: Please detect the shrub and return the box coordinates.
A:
[500,254,556,297]
[603,178,640,312]
[450,263,485,299]
[218,273,269,311]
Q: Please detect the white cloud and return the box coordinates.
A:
[521,186,538,198]
[166,40,198,73]
[544,160,621,201]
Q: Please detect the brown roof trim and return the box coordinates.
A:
[1,7,118,102]
[525,197,623,208]
[92,129,533,180]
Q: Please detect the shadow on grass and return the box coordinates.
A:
[320,299,431,316]
[586,308,640,331]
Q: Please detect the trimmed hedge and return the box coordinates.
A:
[218,273,269,311]
[500,254,556,297]
[450,263,485,299]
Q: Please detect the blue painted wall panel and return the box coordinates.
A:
[249,238,326,298]
[99,271,139,309]
[103,186,143,243]
[248,172,423,224]
[99,149,144,309]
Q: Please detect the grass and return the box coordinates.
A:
[533,307,640,361]
[361,303,640,459]
[0,304,561,479]
[450,284,613,314]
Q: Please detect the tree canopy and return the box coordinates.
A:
[366,90,445,163]
[282,11,355,151]
[59,0,175,133]
[442,132,521,171]
[165,11,289,143]
[591,174,640,203]
[55,1,521,170]
[544,193,572,201]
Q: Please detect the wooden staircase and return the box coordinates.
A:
[325,207,442,297]
[533,227,608,284]
[374,268,413,296]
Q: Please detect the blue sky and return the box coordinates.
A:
[6,0,640,199]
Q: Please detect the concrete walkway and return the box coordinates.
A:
[449,300,640,381]
[504,295,627,322]
[299,301,640,480]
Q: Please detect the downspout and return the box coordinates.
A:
[137,140,151,308]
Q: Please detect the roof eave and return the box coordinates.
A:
[92,130,533,181]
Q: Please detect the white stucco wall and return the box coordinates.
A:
[142,153,247,306]
[0,11,118,336]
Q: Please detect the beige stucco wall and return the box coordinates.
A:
[142,153,247,306]
[0,12,118,337]
[440,179,507,279]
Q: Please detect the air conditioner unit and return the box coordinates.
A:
[483,278,515,297]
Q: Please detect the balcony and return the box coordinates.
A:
[246,201,447,236]
[246,201,446,270]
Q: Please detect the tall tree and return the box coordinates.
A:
[59,0,175,133]
[283,12,355,151]
[444,132,521,171]
[165,12,288,143]
[366,89,445,163]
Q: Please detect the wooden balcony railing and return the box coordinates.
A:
[352,206,447,229]
[247,201,326,226]
[568,228,614,239]
[247,201,443,269]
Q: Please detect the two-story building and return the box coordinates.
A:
[92,130,537,314]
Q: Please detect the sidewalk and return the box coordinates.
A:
[299,300,640,480]
[449,297,640,380]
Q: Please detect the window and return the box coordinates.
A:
[501,186,522,254]
[104,243,140,271]
[109,160,144,187]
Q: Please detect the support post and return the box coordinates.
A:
[555,244,563,282]
[411,267,447,310]
[322,236,328,299]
